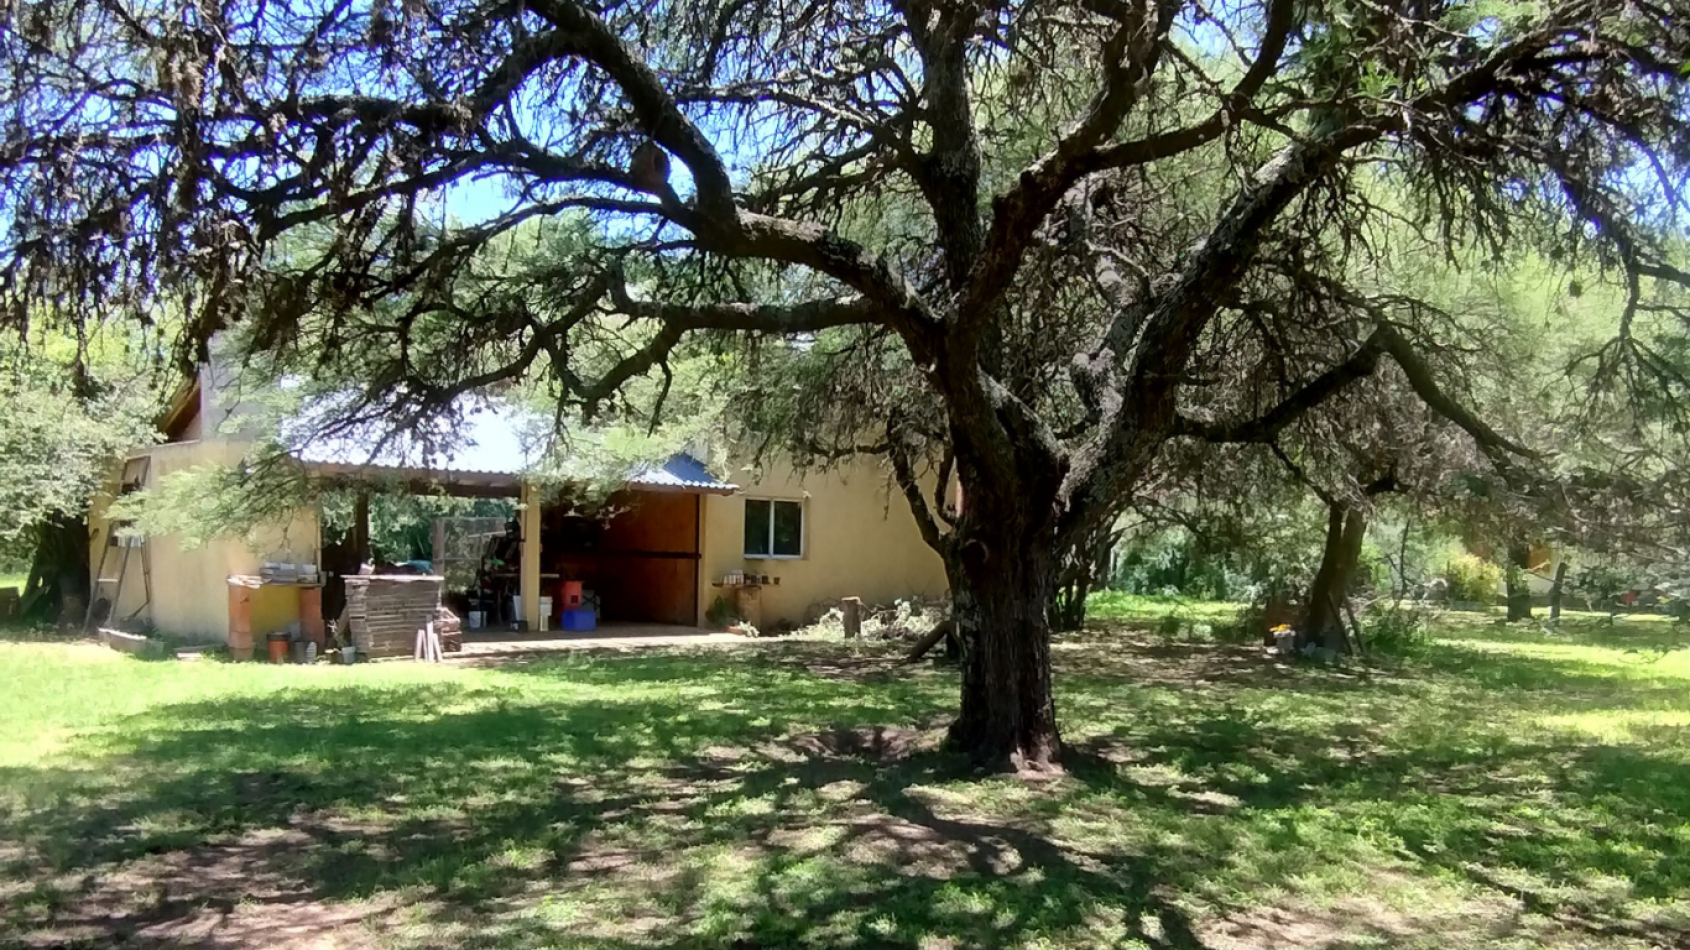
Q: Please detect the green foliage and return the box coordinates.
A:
[704,595,739,628]
[1567,562,1634,615]
[1110,528,1248,600]
[1358,602,1435,655]
[1110,522,1324,602]
[1443,553,1504,603]
[0,334,161,562]
[110,446,312,550]
[317,490,512,565]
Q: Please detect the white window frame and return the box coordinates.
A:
[744,497,805,559]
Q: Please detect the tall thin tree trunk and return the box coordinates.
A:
[1048,526,1117,633]
[945,526,1062,773]
[1548,560,1569,624]
[1302,502,1367,652]
[1506,541,1534,621]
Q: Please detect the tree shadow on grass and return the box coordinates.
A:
[7,636,1689,948]
[0,660,1209,949]
[1065,640,1690,946]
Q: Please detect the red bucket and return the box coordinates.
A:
[560,581,584,610]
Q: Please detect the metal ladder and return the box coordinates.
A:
[86,455,153,630]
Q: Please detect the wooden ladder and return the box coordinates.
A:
[86,456,153,630]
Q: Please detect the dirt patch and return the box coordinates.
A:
[783,725,938,762]
[1197,892,1617,950]
[6,826,391,949]
[836,815,979,876]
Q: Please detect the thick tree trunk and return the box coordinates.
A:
[20,515,91,623]
[1506,541,1534,622]
[1302,502,1367,653]
[944,531,1062,772]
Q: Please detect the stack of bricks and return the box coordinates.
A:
[343,575,446,659]
[437,606,463,653]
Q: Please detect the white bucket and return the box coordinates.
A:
[468,610,484,630]
[512,596,552,629]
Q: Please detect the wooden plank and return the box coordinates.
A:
[842,597,863,639]
[520,481,543,630]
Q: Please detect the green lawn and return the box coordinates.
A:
[2,605,1687,949]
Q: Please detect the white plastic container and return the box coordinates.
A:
[511,596,553,630]
[468,610,484,630]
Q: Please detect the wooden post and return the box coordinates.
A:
[431,518,446,569]
[1549,561,1570,623]
[841,596,863,639]
[352,489,371,567]
[519,481,542,631]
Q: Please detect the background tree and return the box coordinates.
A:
[0,331,160,620]
[4,0,1688,768]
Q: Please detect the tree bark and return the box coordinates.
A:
[1506,541,1534,621]
[841,596,862,639]
[1049,526,1117,633]
[1548,560,1569,623]
[352,490,372,567]
[944,527,1062,772]
[1302,501,1367,653]
[902,619,955,663]
[20,514,91,623]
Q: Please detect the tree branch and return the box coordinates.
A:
[1375,324,1538,460]
[1175,326,1388,443]
[526,0,738,220]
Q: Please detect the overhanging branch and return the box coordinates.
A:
[1175,327,1388,443]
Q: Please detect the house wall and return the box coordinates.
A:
[89,439,321,643]
[697,456,949,629]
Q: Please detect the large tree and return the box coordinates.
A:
[3,0,1687,768]
[0,331,160,620]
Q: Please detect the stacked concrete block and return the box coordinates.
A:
[343,575,445,659]
[437,607,462,653]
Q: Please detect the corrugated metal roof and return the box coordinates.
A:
[287,397,735,493]
[627,452,732,492]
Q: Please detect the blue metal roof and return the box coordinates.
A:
[627,452,732,492]
[288,397,735,493]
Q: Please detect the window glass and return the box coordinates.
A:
[744,499,771,556]
[771,501,803,556]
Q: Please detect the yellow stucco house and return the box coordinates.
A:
[89,368,949,645]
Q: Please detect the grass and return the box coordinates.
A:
[1,603,1687,949]
[1087,591,1246,627]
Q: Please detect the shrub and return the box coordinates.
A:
[705,595,739,628]
[1360,603,1433,655]
[1442,554,1502,604]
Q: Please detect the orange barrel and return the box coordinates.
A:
[227,579,255,661]
[297,586,326,646]
[560,581,584,610]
